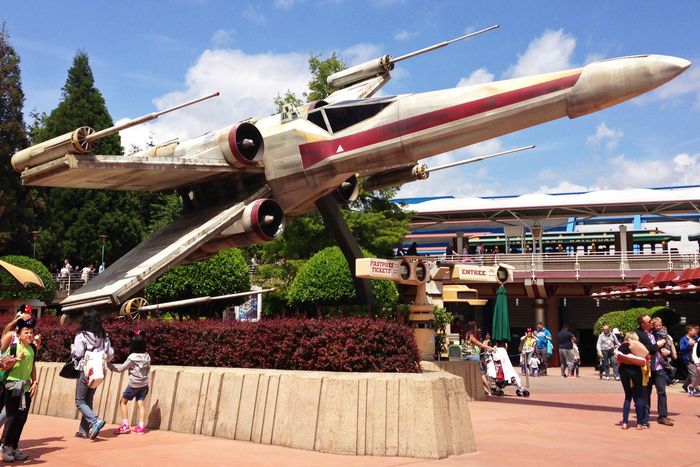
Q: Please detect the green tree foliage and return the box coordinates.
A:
[305,53,345,102]
[433,306,453,358]
[287,246,397,311]
[593,305,680,337]
[29,51,145,266]
[0,255,55,304]
[273,90,304,114]
[144,249,251,317]
[272,52,345,113]
[0,24,35,255]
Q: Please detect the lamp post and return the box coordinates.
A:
[30,230,40,258]
[99,234,109,266]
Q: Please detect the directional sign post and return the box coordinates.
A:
[356,257,436,360]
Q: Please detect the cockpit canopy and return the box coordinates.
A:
[307,96,396,133]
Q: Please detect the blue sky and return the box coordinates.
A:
[3,1,699,198]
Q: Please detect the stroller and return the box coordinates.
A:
[484,347,530,397]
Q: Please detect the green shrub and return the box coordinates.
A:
[144,248,250,317]
[593,305,679,336]
[0,255,56,304]
[287,246,397,311]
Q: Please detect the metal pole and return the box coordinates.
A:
[138,288,276,313]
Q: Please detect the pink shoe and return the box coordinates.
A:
[132,425,145,435]
[114,422,131,434]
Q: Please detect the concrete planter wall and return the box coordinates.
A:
[32,362,476,459]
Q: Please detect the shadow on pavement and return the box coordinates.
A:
[484,396,681,417]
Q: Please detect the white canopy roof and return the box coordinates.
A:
[403,186,700,231]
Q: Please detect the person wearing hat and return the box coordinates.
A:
[0,316,38,461]
[0,305,34,353]
[612,328,623,345]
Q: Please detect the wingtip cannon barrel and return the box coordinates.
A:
[11,92,220,173]
[327,24,499,89]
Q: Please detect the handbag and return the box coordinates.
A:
[59,357,80,379]
[83,349,106,388]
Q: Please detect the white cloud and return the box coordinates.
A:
[341,43,382,66]
[535,181,591,194]
[596,152,700,189]
[503,29,576,78]
[119,49,310,152]
[394,29,418,41]
[274,0,297,9]
[586,122,623,150]
[457,67,494,87]
[242,5,265,24]
[210,29,235,48]
[370,0,405,6]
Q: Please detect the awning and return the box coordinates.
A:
[0,260,45,289]
[442,285,487,305]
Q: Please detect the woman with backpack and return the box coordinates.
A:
[71,309,114,439]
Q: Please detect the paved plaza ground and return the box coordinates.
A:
[12,367,700,466]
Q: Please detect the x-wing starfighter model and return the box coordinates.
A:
[11,26,690,313]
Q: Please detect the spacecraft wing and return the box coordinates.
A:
[59,186,271,311]
[19,154,264,192]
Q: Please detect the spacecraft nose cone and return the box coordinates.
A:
[566,54,691,118]
[643,54,691,82]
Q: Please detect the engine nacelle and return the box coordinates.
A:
[334,174,360,204]
[327,55,393,89]
[362,164,428,191]
[12,127,96,172]
[171,121,264,168]
[198,198,285,255]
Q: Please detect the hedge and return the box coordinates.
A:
[593,306,680,337]
[21,315,421,373]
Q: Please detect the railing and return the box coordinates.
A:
[50,250,699,299]
[424,251,700,281]
[52,271,98,296]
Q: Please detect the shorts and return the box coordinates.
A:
[464,354,485,374]
[122,385,149,401]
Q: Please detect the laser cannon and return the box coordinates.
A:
[327,25,500,89]
[11,92,220,172]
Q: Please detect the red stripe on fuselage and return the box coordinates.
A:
[299,73,581,169]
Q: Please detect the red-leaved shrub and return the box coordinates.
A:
[17,314,421,373]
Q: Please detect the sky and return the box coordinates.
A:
[2,0,700,199]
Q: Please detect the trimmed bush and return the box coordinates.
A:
[593,306,679,336]
[24,315,420,373]
[287,246,398,309]
[144,248,251,317]
[0,255,56,304]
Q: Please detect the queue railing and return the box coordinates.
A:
[427,250,699,280]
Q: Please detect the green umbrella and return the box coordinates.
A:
[491,285,511,342]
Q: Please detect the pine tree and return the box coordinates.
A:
[0,23,33,255]
[31,51,144,267]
